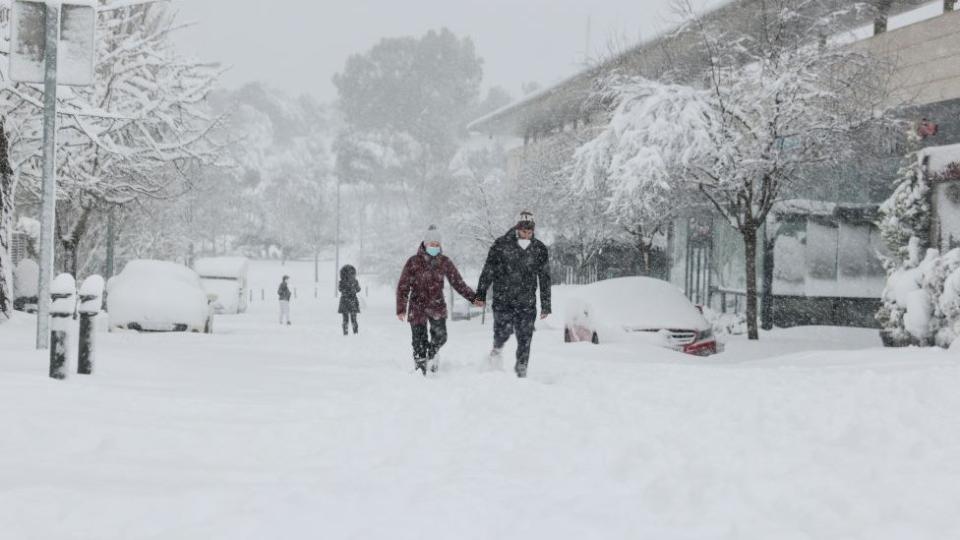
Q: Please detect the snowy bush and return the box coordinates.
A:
[701,306,747,336]
[877,146,960,345]
[879,241,933,345]
[879,243,960,347]
[877,150,931,339]
[938,264,960,346]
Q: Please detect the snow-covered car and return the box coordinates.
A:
[107,260,215,333]
[194,257,249,314]
[564,276,719,356]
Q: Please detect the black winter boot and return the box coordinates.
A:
[414,356,428,376]
[515,362,528,378]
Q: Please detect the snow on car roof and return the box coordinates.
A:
[194,257,250,279]
[115,259,202,287]
[922,142,960,175]
[575,276,708,330]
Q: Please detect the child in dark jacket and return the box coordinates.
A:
[338,265,360,335]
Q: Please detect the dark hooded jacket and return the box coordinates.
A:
[475,228,551,313]
[338,265,361,314]
[278,280,291,301]
[396,244,476,325]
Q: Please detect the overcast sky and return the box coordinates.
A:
[172,0,719,103]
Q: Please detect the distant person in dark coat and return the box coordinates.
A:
[396,225,476,375]
[474,210,551,378]
[338,264,361,335]
[278,275,292,325]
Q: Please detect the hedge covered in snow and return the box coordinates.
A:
[878,145,960,347]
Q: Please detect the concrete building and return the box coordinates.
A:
[467,0,960,328]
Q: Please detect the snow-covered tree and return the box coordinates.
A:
[0,1,223,275]
[0,121,13,323]
[570,1,895,339]
[129,84,338,268]
[333,28,485,273]
[878,150,930,266]
[449,140,513,251]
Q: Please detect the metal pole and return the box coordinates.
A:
[78,311,95,374]
[49,326,68,379]
[334,177,341,297]
[36,3,60,350]
[49,273,75,379]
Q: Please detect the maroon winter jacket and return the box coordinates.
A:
[396,245,476,325]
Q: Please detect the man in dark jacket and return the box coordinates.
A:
[397,225,476,375]
[277,275,292,325]
[474,211,551,378]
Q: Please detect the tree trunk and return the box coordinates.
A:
[0,123,13,323]
[637,237,651,275]
[61,205,92,276]
[743,226,760,340]
[761,232,775,330]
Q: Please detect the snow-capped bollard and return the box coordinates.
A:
[77,275,105,375]
[49,273,77,380]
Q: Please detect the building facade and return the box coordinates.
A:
[468,0,960,328]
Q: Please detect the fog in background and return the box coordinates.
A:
[173,0,721,99]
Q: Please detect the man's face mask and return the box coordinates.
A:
[426,245,441,257]
[518,239,531,250]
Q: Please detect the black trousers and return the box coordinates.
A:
[493,308,537,372]
[410,318,447,360]
[341,312,358,333]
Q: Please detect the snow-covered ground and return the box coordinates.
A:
[2,260,960,539]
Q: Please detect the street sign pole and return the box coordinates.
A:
[334,177,340,297]
[10,0,95,349]
[35,2,60,349]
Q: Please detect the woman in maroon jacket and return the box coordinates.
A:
[397,225,476,374]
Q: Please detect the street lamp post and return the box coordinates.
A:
[35,2,61,349]
[334,176,341,297]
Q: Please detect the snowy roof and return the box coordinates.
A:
[772,199,879,222]
[467,1,738,136]
[468,0,938,137]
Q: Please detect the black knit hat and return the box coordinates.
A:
[516,210,535,230]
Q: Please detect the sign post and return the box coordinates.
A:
[9,0,96,349]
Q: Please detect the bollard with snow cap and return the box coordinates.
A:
[49,273,77,379]
[77,275,104,375]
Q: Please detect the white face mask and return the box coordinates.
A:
[518,239,531,249]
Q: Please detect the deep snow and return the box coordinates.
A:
[2,260,960,539]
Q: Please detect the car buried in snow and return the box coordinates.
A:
[107,259,215,333]
[194,257,250,315]
[563,276,719,356]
